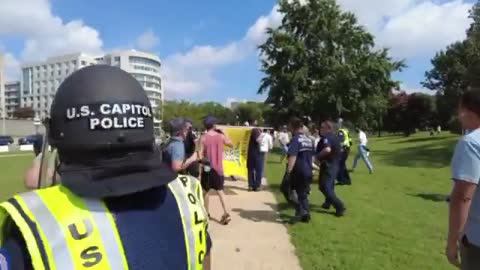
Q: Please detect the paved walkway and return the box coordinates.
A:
[208,180,302,270]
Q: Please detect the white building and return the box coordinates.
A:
[0,54,5,121]
[4,81,20,118]
[98,50,163,134]
[20,50,164,134]
[20,53,97,118]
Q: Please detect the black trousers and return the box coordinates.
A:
[461,236,480,270]
[291,170,311,216]
[319,162,345,210]
[337,150,351,184]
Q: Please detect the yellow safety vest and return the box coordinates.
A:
[338,128,352,148]
[0,175,207,270]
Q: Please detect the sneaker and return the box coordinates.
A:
[248,187,254,192]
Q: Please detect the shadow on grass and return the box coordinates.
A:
[375,141,455,168]
[408,193,449,202]
[392,136,449,144]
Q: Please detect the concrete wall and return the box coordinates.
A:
[0,119,45,137]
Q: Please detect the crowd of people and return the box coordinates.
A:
[273,118,375,223]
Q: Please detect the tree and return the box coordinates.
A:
[233,102,266,125]
[258,0,404,127]
[384,92,436,136]
[423,1,480,130]
[13,107,35,119]
[162,100,237,131]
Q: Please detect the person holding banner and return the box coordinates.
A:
[247,122,264,191]
[200,116,234,225]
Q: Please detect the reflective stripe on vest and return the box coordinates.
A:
[0,177,206,270]
[0,200,46,270]
[169,175,208,270]
[1,186,129,270]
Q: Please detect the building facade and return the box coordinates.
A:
[98,50,163,134]
[20,53,97,119]
[4,81,20,118]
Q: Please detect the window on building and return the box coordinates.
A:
[42,65,46,70]
[114,56,120,61]
[72,60,77,65]
[51,71,54,76]
[81,61,86,65]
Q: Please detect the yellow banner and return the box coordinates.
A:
[222,127,252,180]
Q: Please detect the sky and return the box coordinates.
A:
[0,0,476,107]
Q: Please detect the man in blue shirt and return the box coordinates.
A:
[447,89,480,270]
[317,120,346,217]
[165,118,200,173]
[287,117,314,222]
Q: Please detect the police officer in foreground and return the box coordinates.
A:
[317,120,346,217]
[336,126,352,185]
[0,66,211,269]
[286,117,314,223]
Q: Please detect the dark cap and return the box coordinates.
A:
[170,118,187,134]
[204,116,217,126]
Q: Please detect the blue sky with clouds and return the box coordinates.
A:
[0,0,476,106]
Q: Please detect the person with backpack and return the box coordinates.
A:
[164,118,201,173]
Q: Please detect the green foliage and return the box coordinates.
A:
[162,100,274,130]
[423,1,480,129]
[162,100,236,131]
[233,102,266,125]
[258,0,404,126]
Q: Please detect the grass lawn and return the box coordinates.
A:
[0,133,458,269]
[0,153,32,200]
[266,132,458,270]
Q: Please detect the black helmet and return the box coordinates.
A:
[49,65,154,152]
[48,65,177,198]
